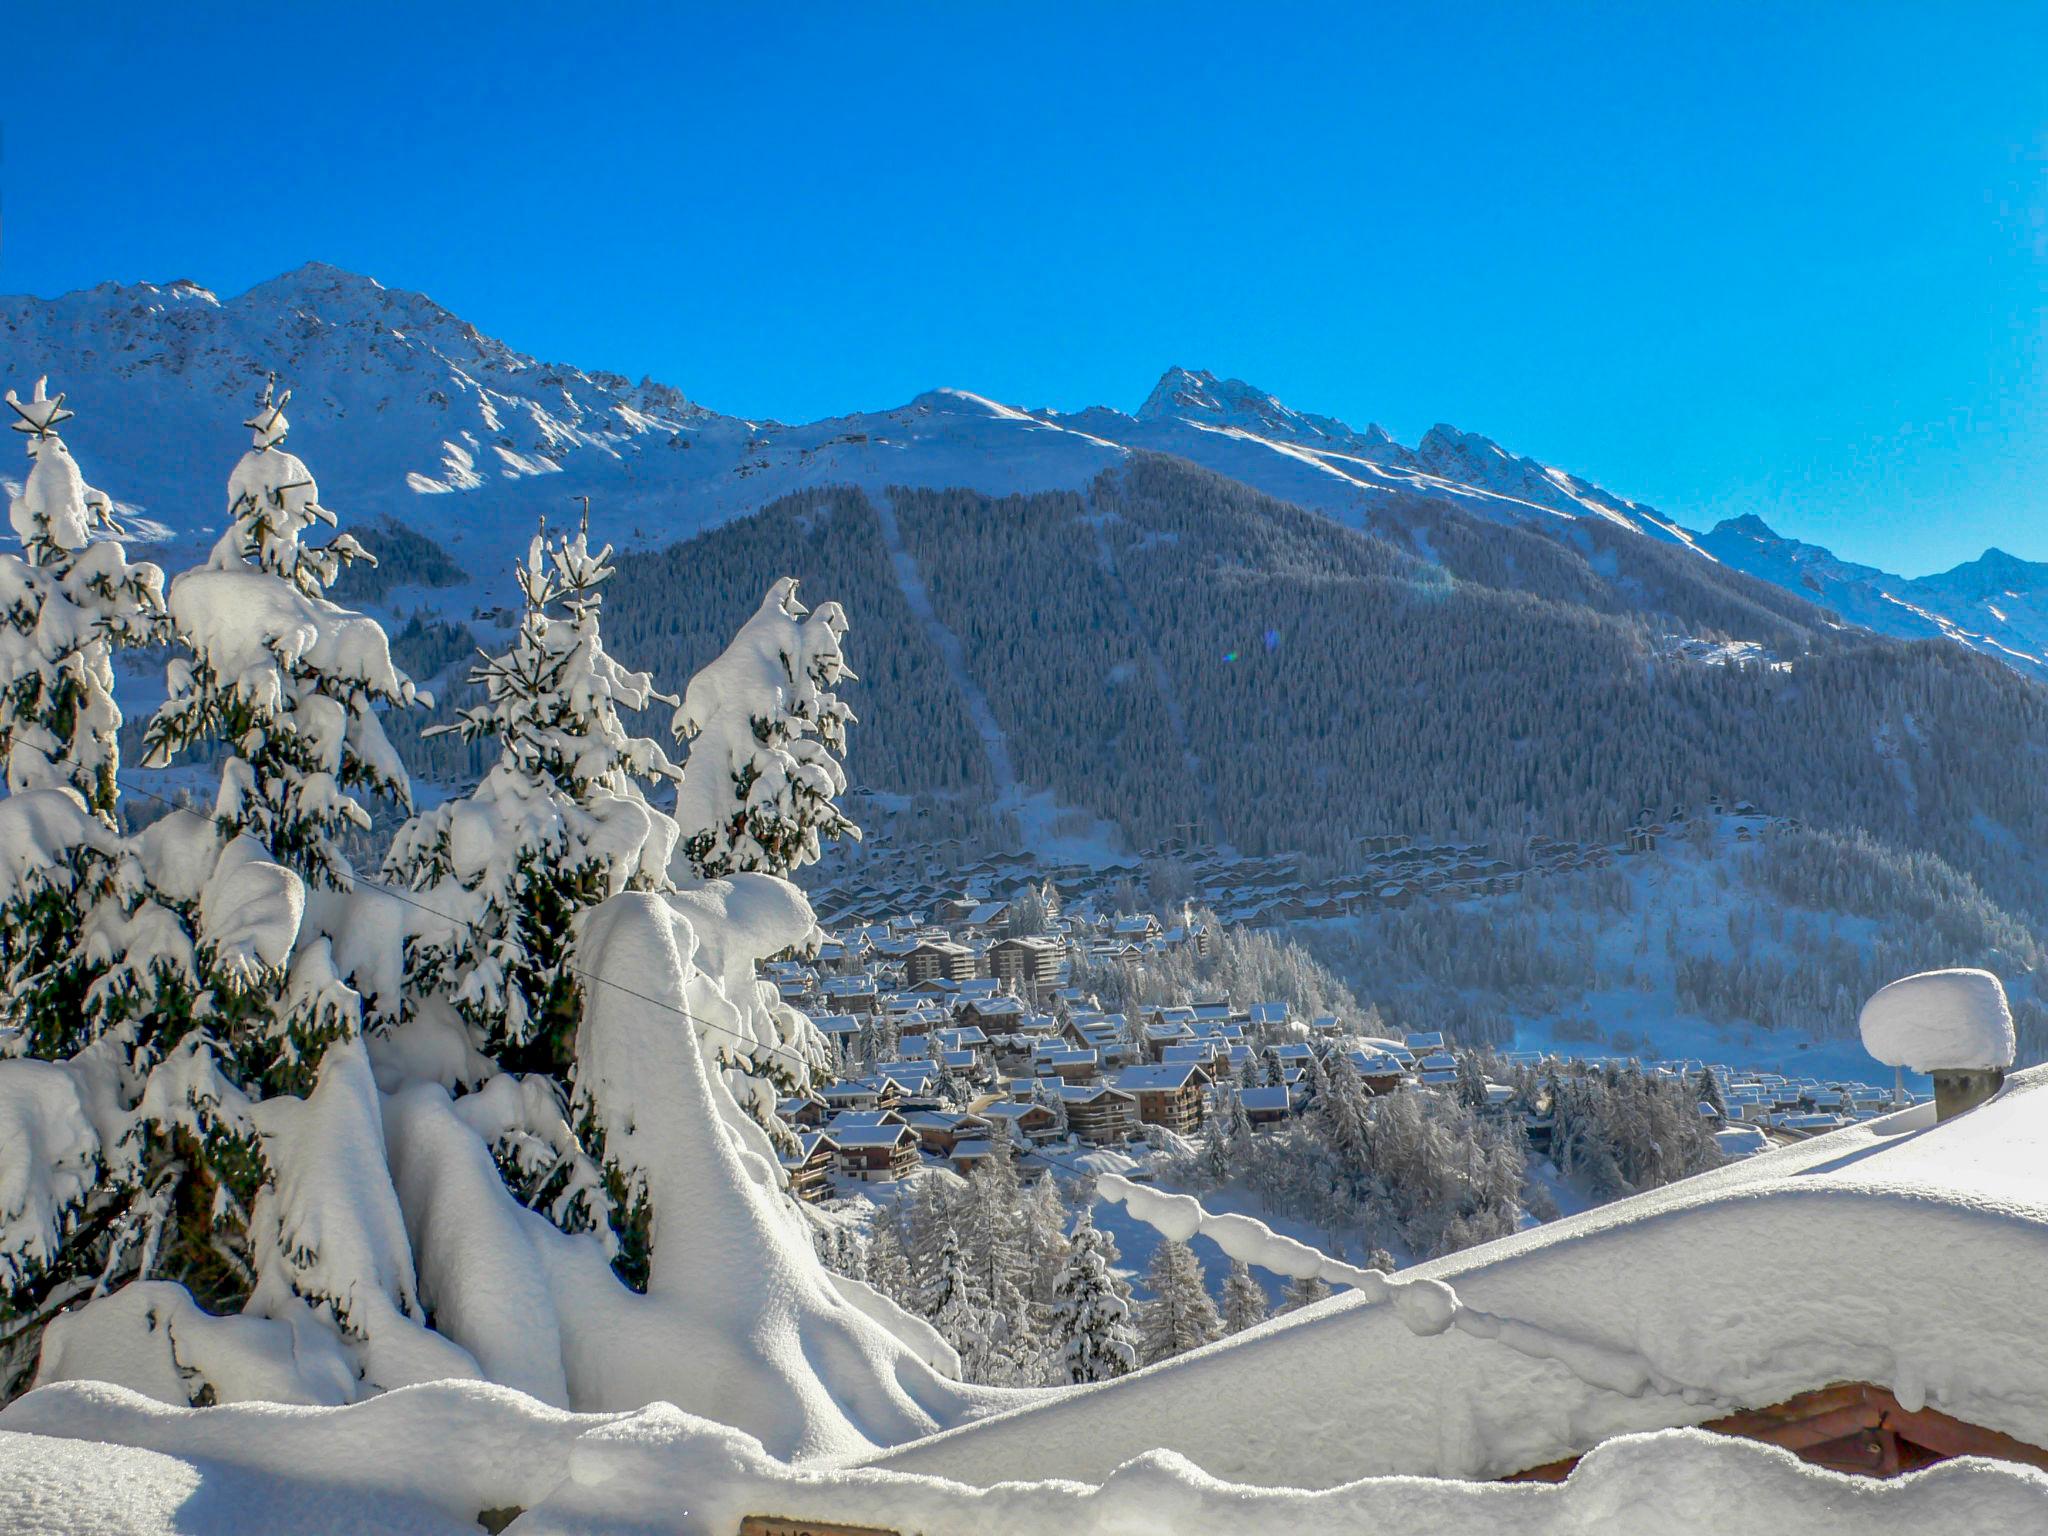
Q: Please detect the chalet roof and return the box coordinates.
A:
[1056,1082,1135,1105]
[1238,1086,1292,1111]
[1116,1062,1209,1092]
[828,1125,917,1150]
[823,1109,903,1133]
[779,1132,834,1165]
[876,1063,2048,1492]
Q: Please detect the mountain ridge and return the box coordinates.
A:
[6,263,2047,680]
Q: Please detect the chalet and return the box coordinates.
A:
[775,1091,828,1128]
[1111,913,1162,943]
[1116,1062,1210,1135]
[1349,1050,1406,1095]
[1028,1046,1098,1085]
[1143,1020,1194,1061]
[1057,1082,1139,1144]
[779,1132,835,1204]
[1265,1042,1316,1075]
[1162,1040,1230,1074]
[828,1122,920,1183]
[899,1109,991,1158]
[957,994,1031,1031]
[818,975,880,1015]
[976,1097,1062,1145]
[946,1138,1005,1176]
[1238,1084,1294,1127]
[821,1078,903,1116]
[873,1061,941,1100]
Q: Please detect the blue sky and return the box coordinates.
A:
[7,3,2046,575]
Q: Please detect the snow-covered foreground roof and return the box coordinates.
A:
[877,1064,2048,1489]
[3,1380,2045,1535]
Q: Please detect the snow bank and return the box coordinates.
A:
[1860,968,2015,1073]
[3,1380,2045,1536]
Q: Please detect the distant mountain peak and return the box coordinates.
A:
[1712,513,1785,541]
[1136,366,1381,449]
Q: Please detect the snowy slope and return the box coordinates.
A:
[6,267,2037,685]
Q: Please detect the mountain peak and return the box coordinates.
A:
[1136,365,1223,421]
[1135,366,1373,452]
[1711,513,1785,542]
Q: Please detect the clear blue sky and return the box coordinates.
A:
[7,3,2046,575]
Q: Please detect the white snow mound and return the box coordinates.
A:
[1859,968,2015,1073]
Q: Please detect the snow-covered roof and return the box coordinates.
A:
[826,1125,915,1150]
[1115,1063,1207,1092]
[874,1063,2048,1490]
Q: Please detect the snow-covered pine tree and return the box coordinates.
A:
[387,518,683,1075]
[143,380,417,891]
[1280,1274,1333,1313]
[0,379,166,815]
[1203,1102,1235,1180]
[1694,1065,1725,1117]
[1138,1237,1222,1364]
[1221,1258,1270,1334]
[959,1147,1035,1382]
[1048,1211,1138,1384]
[0,380,166,1055]
[671,578,860,879]
[925,1227,993,1370]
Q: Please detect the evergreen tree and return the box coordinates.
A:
[925,1228,995,1373]
[1137,1238,1222,1364]
[0,380,166,1055]
[0,379,166,813]
[1048,1212,1138,1383]
[1220,1259,1270,1334]
[672,578,859,878]
[1318,1049,1373,1186]
[144,380,417,890]
[387,518,683,1074]
[1280,1274,1333,1313]
[1694,1066,1726,1117]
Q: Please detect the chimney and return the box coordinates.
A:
[1932,1065,2006,1123]
[1859,968,2016,1123]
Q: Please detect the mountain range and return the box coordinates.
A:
[12,264,2048,1065]
[5,262,2047,683]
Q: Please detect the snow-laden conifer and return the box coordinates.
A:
[1221,1257,1270,1334]
[1138,1236,1222,1364]
[672,578,859,878]
[0,379,166,814]
[143,380,417,889]
[387,518,682,1070]
[0,381,165,1054]
[1048,1210,1138,1383]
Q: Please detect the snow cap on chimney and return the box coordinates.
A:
[1859,968,2016,1121]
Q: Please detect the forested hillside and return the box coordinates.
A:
[486,455,2048,923]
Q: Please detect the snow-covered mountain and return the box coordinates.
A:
[1699,516,2048,677]
[4,264,2044,680]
